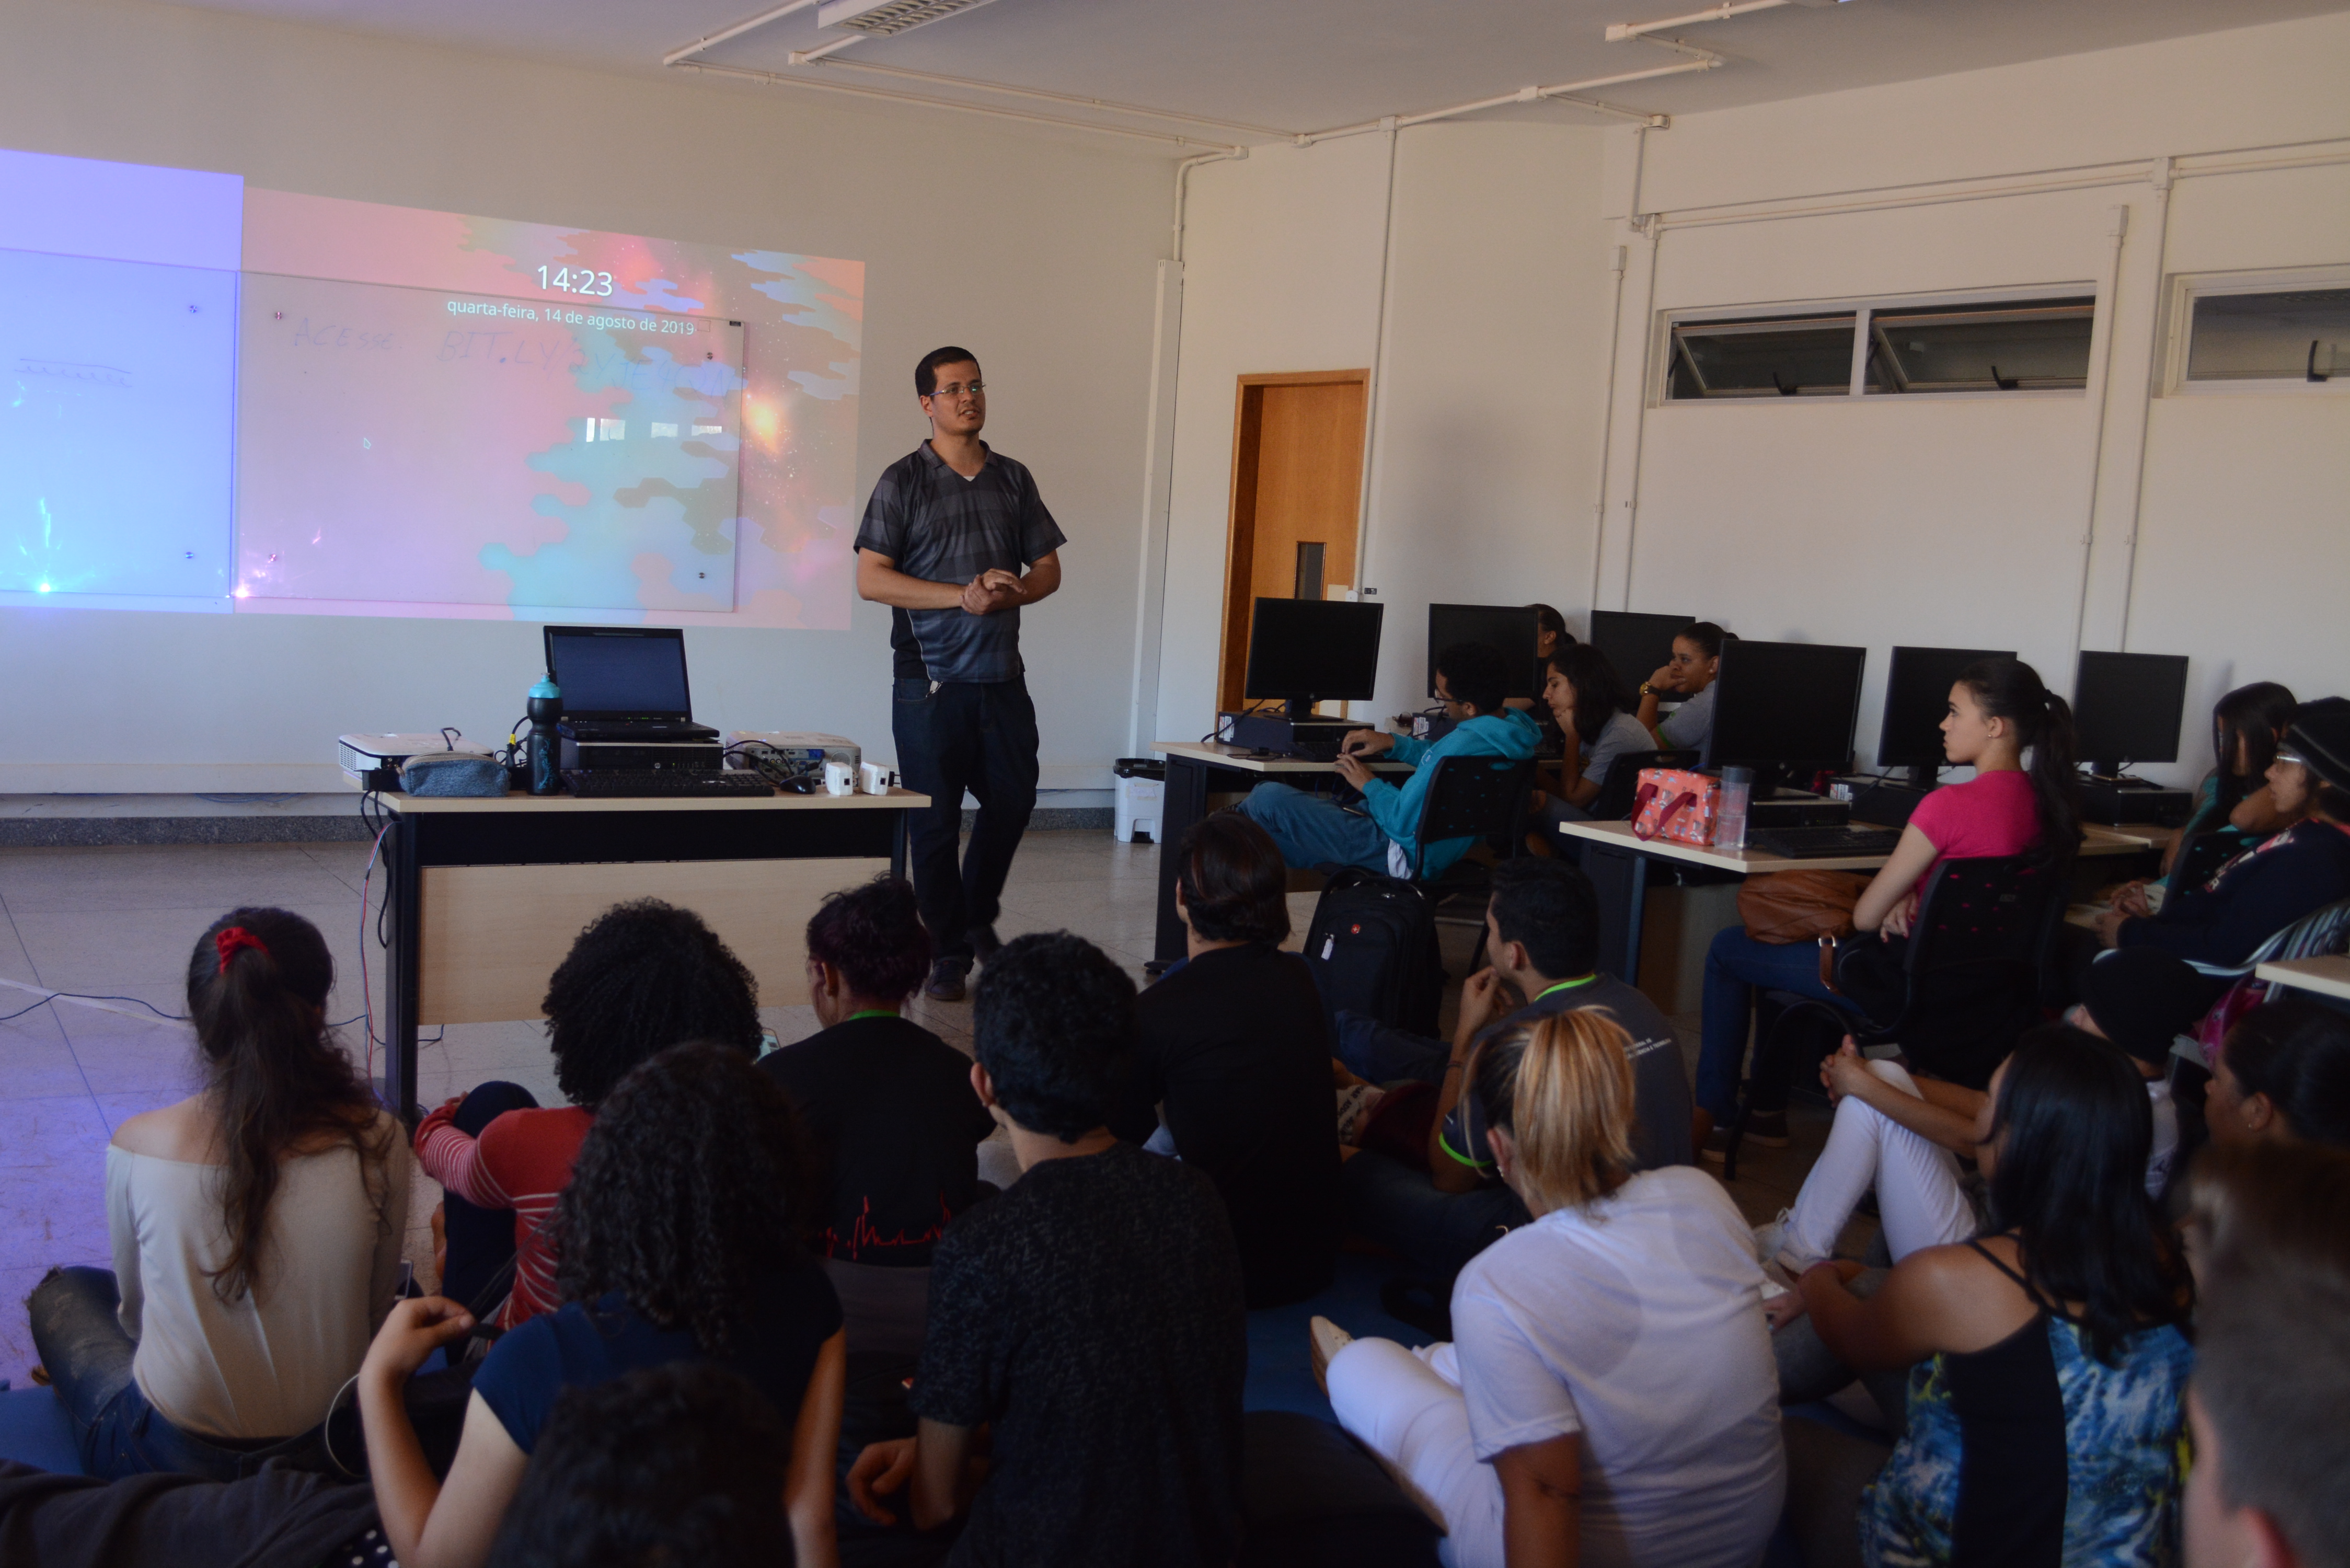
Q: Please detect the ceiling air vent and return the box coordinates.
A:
[815,0,1004,37]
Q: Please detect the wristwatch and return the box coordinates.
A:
[1639,682,1656,696]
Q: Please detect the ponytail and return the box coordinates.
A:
[185,908,388,1304]
[1470,1010,1637,1214]
[1957,658,2084,864]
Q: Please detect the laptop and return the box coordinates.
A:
[543,626,720,742]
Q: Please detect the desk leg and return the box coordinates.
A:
[890,807,908,881]
[382,816,422,1125]
[1152,756,1211,972]
[1579,841,1648,986]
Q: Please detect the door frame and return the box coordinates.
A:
[1216,368,1373,714]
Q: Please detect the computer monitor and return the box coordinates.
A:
[1707,639,1869,794]
[1426,604,1542,701]
[1877,645,2017,785]
[1587,610,1690,694]
[2074,650,2191,777]
[1243,597,1385,718]
[544,625,694,722]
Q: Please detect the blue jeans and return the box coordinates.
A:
[27,1266,308,1480]
[1238,781,1392,874]
[1697,926,1861,1122]
[1339,1149,1529,1278]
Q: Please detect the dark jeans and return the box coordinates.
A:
[438,1080,539,1314]
[1339,1149,1529,1279]
[891,675,1040,964]
[1698,927,1865,1123]
[27,1266,299,1481]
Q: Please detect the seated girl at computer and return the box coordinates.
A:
[1238,641,1541,880]
[1525,644,1651,828]
[1693,658,2080,1152]
[1500,603,1572,733]
[1635,621,1731,753]
[2122,681,2299,903]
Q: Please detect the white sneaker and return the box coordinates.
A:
[1753,1209,1794,1270]
[1309,1315,1355,1394]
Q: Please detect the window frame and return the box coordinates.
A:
[2161,264,2350,398]
[1652,283,2102,408]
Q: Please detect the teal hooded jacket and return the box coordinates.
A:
[1357,707,1543,879]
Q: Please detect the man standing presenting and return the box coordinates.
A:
[856,347,1065,1001]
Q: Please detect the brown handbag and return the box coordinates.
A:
[1737,869,1871,944]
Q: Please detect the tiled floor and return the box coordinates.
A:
[0,830,1847,1387]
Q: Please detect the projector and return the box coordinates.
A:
[723,731,862,780]
[338,732,494,791]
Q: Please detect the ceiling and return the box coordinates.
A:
[162,0,2349,145]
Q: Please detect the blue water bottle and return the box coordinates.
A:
[527,675,563,795]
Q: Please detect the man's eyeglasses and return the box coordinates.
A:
[926,381,985,401]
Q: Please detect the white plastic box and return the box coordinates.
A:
[1112,758,1166,844]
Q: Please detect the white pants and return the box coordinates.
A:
[1326,1338,1507,1568]
[1779,1060,1977,1268]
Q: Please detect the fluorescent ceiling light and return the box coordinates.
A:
[816,0,1004,37]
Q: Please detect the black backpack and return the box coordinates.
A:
[1302,868,1444,1040]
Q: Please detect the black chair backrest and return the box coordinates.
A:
[1588,748,1699,822]
[1903,855,2063,978]
[1411,755,1536,878]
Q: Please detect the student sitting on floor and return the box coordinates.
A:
[1792,1027,2194,1567]
[28,907,409,1482]
[758,875,995,1357]
[1239,639,1541,879]
[1525,642,1652,829]
[1108,812,1341,1308]
[2181,1141,2350,1568]
[412,898,763,1329]
[1317,1010,1784,1568]
[2205,996,2350,1150]
[492,1362,798,1568]
[2097,697,2350,966]
[848,933,1247,1568]
[1634,619,1731,754]
[1697,655,2081,1154]
[359,1043,847,1568]
[1337,857,1694,1281]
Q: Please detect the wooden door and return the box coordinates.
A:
[1217,370,1371,713]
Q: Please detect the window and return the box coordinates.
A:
[1866,298,2094,393]
[1663,291,2098,402]
[2187,287,2350,383]
[1669,315,1858,399]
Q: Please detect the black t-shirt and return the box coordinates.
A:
[1111,941,1343,1307]
[911,1143,1246,1568]
[758,1014,997,1267]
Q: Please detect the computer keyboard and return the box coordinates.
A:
[1746,825,1903,859]
[562,769,774,799]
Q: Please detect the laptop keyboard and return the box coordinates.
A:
[1746,825,1903,859]
[562,770,774,799]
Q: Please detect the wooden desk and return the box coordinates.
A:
[2254,955,2350,1004]
[1556,817,2159,983]
[375,788,926,1117]
[1151,740,1411,967]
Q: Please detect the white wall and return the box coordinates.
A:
[1153,123,1615,741]
[1592,11,2350,784]
[0,0,1173,797]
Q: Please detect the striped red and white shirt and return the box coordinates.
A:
[414,1102,594,1329]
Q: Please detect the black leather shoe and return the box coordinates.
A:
[923,958,970,1002]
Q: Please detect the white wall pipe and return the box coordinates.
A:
[789,34,864,65]
[1299,57,1707,145]
[663,0,824,66]
[672,59,1240,148]
[1347,121,1407,724]
[1585,241,1630,625]
[2066,204,2135,662]
[804,55,1293,140]
[2111,162,2175,650]
[1171,146,1249,264]
[1606,0,1790,43]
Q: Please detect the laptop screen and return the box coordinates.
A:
[545,627,692,720]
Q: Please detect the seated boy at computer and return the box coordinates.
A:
[1238,641,1541,879]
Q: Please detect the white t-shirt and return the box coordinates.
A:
[1450,1166,1784,1568]
[109,1123,410,1439]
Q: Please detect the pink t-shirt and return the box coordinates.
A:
[1907,768,2042,879]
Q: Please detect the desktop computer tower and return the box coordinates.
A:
[2080,779,2194,827]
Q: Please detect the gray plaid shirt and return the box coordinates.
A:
[855,441,1066,684]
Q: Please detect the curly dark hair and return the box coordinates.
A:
[184,907,391,1304]
[972,931,1135,1141]
[540,900,762,1106]
[550,1043,813,1354]
[805,875,931,1003]
[490,1362,793,1568]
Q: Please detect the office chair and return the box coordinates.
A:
[1723,854,2061,1181]
[1405,754,1537,964]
